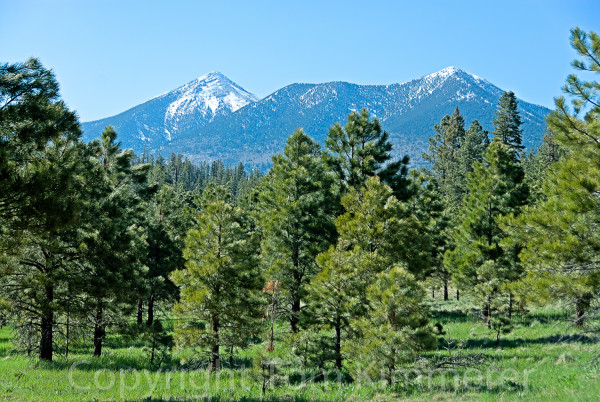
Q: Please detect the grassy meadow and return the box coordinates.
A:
[0,293,598,401]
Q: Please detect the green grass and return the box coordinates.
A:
[1,294,599,401]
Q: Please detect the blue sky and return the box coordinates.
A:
[1,0,599,122]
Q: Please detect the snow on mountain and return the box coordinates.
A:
[81,71,258,144]
[82,67,551,169]
[166,66,550,167]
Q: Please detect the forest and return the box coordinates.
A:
[0,28,599,400]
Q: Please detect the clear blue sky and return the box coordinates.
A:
[1,0,599,122]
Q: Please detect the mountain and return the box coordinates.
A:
[81,71,259,147]
[82,67,551,168]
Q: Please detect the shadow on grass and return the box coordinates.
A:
[0,335,13,343]
[464,333,598,350]
[402,382,526,396]
[37,355,255,373]
[144,398,312,402]
[430,309,476,324]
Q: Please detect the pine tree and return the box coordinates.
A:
[522,128,565,200]
[458,120,490,187]
[143,185,191,327]
[0,58,82,236]
[493,91,524,155]
[408,171,452,296]
[346,267,434,384]
[446,139,529,336]
[506,28,600,327]
[172,185,262,370]
[80,126,151,357]
[303,248,358,370]
[422,106,467,210]
[259,129,336,333]
[0,58,94,361]
[324,108,411,199]
[305,177,430,369]
[421,109,488,300]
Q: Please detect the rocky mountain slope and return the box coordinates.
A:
[82,67,551,168]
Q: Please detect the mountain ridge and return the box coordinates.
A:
[81,71,258,145]
[82,67,551,168]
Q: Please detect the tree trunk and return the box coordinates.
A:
[432,288,435,298]
[267,304,275,352]
[443,281,449,301]
[211,314,220,371]
[335,317,342,370]
[290,297,301,333]
[146,292,155,326]
[93,302,105,357]
[508,293,513,319]
[575,294,591,327]
[388,347,396,386]
[39,284,54,361]
[290,244,301,333]
[66,303,70,361]
[137,299,143,325]
[482,303,491,329]
[456,289,460,301]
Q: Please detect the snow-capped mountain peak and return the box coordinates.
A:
[163,72,258,139]
[82,72,258,144]
[82,67,550,169]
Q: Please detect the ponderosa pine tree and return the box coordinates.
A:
[172,185,262,370]
[422,107,468,208]
[459,120,490,183]
[505,28,600,327]
[421,108,488,300]
[408,170,452,296]
[0,58,95,361]
[259,129,336,333]
[0,58,82,234]
[446,139,529,337]
[0,138,94,361]
[493,91,524,156]
[305,177,429,369]
[80,126,150,357]
[522,129,565,199]
[324,108,411,200]
[143,185,191,326]
[346,267,434,384]
[303,249,358,370]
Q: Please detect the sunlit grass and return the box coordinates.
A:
[1,292,599,401]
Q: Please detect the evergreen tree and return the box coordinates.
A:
[324,108,411,199]
[0,58,82,237]
[493,91,524,155]
[458,120,490,185]
[142,185,191,326]
[0,58,94,360]
[346,267,434,384]
[422,106,467,210]
[303,248,358,370]
[0,139,94,361]
[172,185,262,370]
[421,109,488,299]
[259,129,336,333]
[506,28,600,327]
[80,126,150,357]
[408,171,452,296]
[148,154,170,186]
[305,177,429,369]
[522,128,565,199]
[446,139,529,336]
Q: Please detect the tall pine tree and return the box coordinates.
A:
[259,129,336,333]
